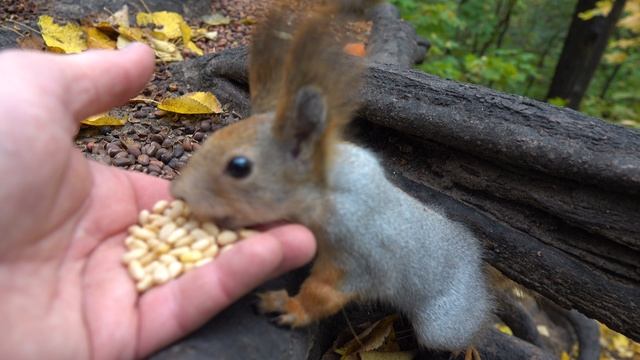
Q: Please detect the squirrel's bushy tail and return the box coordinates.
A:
[249,1,365,177]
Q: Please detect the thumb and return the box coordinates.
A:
[0,43,155,134]
[60,43,156,122]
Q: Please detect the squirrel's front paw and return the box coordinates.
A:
[256,289,289,313]
[256,289,311,327]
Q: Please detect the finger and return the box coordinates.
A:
[262,225,317,276]
[61,43,155,122]
[136,225,316,356]
[0,44,154,134]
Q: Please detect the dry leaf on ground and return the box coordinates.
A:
[38,15,87,53]
[81,113,127,126]
[180,21,204,56]
[359,351,415,360]
[136,11,185,40]
[202,13,232,26]
[17,33,45,50]
[158,92,222,114]
[83,26,116,49]
[336,315,402,358]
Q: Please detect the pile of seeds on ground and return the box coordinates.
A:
[122,199,258,292]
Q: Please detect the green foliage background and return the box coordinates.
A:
[391,0,639,128]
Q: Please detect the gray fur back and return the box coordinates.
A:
[325,143,492,349]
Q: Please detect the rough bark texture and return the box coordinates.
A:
[546,0,628,109]
[170,45,640,343]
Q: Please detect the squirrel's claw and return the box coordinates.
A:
[466,347,481,360]
[450,347,480,360]
[256,289,311,327]
[272,313,300,327]
[256,289,289,314]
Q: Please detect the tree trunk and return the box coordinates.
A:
[545,0,627,109]
[478,0,517,56]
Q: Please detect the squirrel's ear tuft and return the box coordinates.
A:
[277,85,327,158]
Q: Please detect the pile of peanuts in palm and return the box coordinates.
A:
[122,199,258,292]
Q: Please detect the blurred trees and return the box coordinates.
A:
[391,0,640,128]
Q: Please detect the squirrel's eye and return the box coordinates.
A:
[225,156,252,179]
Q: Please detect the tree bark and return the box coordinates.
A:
[366,3,428,67]
[545,0,627,109]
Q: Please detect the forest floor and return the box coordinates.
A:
[1,0,639,359]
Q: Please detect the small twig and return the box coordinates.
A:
[0,24,24,37]
[342,308,364,347]
[139,0,151,13]
[6,19,41,34]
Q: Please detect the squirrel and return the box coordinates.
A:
[170,1,493,358]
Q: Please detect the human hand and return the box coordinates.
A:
[0,44,316,359]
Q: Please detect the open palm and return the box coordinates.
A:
[0,45,315,359]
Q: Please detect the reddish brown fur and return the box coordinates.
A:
[258,251,355,327]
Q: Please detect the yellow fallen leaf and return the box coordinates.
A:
[186,41,204,55]
[81,113,127,126]
[38,15,87,54]
[92,5,129,39]
[109,5,131,28]
[202,13,231,26]
[149,37,183,62]
[83,26,116,49]
[137,11,185,40]
[180,21,192,44]
[158,92,222,114]
[116,35,132,49]
[117,26,144,42]
[560,352,570,360]
[359,351,415,360]
[180,21,203,56]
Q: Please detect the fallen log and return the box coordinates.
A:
[169,45,640,343]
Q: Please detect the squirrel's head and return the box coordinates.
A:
[172,7,360,229]
[171,86,330,229]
